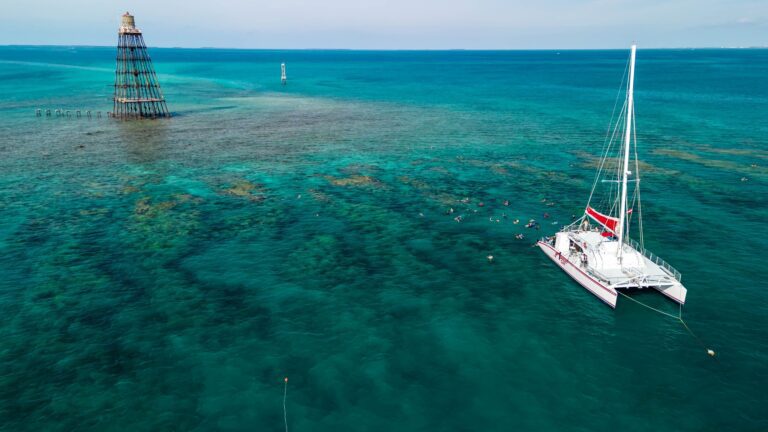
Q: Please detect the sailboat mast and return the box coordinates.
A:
[617,44,636,258]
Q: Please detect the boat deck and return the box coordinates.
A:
[554,230,687,304]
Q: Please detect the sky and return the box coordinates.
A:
[0,0,765,49]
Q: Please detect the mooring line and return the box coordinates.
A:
[617,291,679,319]
[617,291,717,360]
[678,317,716,360]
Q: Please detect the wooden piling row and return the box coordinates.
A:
[35,109,105,119]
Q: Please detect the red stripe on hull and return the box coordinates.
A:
[538,241,618,308]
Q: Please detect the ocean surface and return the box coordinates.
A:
[0,46,766,431]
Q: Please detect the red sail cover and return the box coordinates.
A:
[585,206,619,234]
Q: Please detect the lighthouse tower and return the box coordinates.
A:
[112,12,170,119]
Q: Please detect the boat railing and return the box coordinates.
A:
[628,238,682,282]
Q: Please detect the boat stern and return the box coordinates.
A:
[654,282,687,305]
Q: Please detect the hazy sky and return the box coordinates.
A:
[1,0,765,49]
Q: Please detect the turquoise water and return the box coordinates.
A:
[1,46,767,431]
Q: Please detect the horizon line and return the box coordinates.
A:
[2,44,767,51]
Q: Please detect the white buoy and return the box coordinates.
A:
[707,349,716,357]
[281,63,287,85]
[487,255,494,262]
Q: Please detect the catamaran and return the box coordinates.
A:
[537,45,687,308]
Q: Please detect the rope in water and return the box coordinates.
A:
[283,377,289,432]
[617,291,716,359]
[617,291,678,319]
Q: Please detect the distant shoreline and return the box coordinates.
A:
[1,44,767,51]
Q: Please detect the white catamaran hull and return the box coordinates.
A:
[535,45,690,309]
[538,240,618,308]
